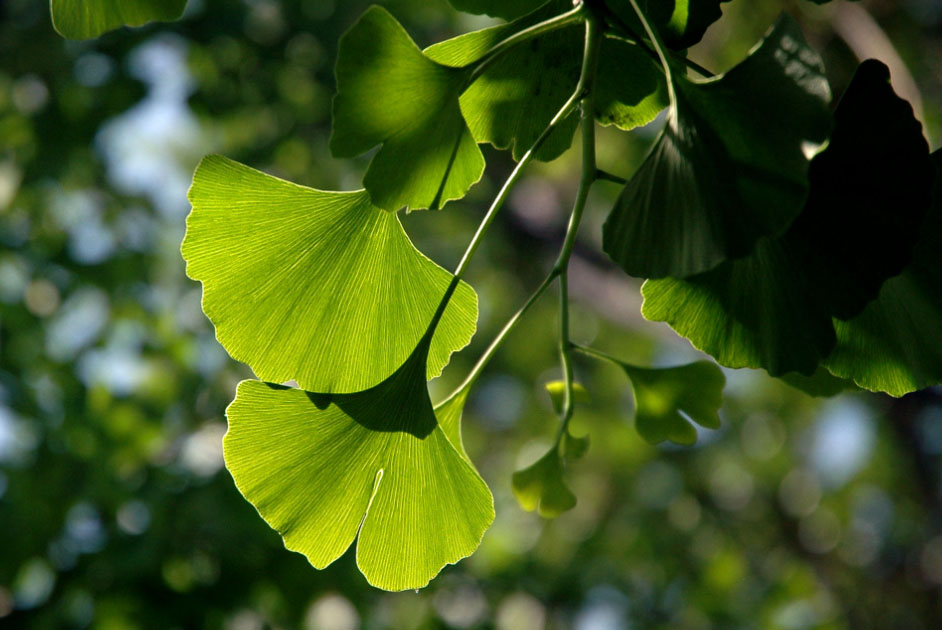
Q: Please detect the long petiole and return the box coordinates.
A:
[453,42,591,280]
[440,8,604,407]
[436,269,559,408]
[571,342,623,366]
[553,11,603,442]
[466,4,586,87]
[625,0,678,113]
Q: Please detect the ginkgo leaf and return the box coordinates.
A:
[426,1,666,161]
[603,15,832,278]
[512,447,577,518]
[642,60,933,376]
[823,151,942,396]
[578,346,724,445]
[51,0,186,40]
[224,286,494,592]
[183,155,478,394]
[331,6,484,211]
[605,0,732,50]
[622,361,724,445]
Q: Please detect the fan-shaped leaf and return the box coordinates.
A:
[622,361,724,445]
[331,6,484,211]
[642,60,933,376]
[51,0,186,39]
[604,15,832,278]
[183,155,478,394]
[512,447,577,518]
[224,288,494,591]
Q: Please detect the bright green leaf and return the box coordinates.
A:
[183,155,478,393]
[330,6,484,211]
[512,447,577,517]
[604,15,832,278]
[642,60,933,376]
[605,0,732,50]
[51,0,186,40]
[434,389,471,462]
[224,295,494,591]
[824,151,942,396]
[426,1,666,161]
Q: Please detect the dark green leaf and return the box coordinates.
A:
[824,151,942,396]
[604,15,832,278]
[331,6,484,211]
[779,368,857,398]
[643,60,933,376]
[426,2,666,161]
[605,0,732,50]
[51,0,186,39]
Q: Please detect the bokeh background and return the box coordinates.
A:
[2,0,942,627]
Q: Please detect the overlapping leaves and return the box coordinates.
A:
[824,151,942,396]
[330,6,485,211]
[427,0,667,162]
[51,0,186,39]
[225,284,494,591]
[642,60,934,379]
[604,15,832,279]
[448,0,732,50]
[183,155,478,393]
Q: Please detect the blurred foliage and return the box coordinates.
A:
[1,0,942,627]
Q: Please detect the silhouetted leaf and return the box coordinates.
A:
[51,0,186,39]
[604,15,832,278]
[824,151,942,396]
[331,6,484,211]
[183,156,478,393]
[643,60,933,376]
[225,288,494,591]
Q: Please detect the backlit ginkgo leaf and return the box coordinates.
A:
[623,361,724,445]
[512,447,577,518]
[642,60,933,376]
[183,155,477,394]
[331,6,484,211]
[224,283,494,591]
[604,15,832,278]
[51,0,186,40]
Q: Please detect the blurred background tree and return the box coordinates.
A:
[1,0,941,627]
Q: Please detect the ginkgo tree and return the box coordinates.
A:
[52,0,941,592]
